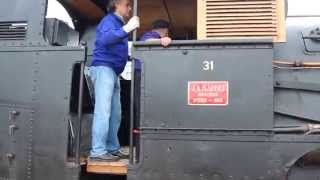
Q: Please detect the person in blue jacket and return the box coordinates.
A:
[90,0,139,162]
[140,19,172,46]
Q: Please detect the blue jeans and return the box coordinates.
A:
[90,66,121,157]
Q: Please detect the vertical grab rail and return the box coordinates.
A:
[129,0,138,165]
[129,58,136,164]
[75,43,87,165]
[133,0,138,42]
[75,62,85,165]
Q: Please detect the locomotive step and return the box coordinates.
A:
[86,158,129,175]
[86,147,129,175]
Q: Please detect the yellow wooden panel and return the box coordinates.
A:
[86,159,128,175]
[197,0,287,42]
[197,0,207,40]
[275,0,286,42]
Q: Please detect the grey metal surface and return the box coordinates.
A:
[133,43,273,130]
[0,0,48,47]
[81,26,97,56]
[274,16,320,127]
[128,133,320,180]
[0,46,85,180]
[133,39,273,46]
[0,107,11,179]
[45,18,79,46]
[128,16,320,180]
[274,16,320,61]
[31,48,84,180]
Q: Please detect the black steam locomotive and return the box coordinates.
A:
[0,0,320,180]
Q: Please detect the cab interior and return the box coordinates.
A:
[50,0,199,178]
[52,0,199,153]
[55,0,198,40]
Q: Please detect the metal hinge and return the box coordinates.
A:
[8,125,18,136]
[8,110,19,121]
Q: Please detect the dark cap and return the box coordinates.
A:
[152,19,170,29]
[107,0,120,12]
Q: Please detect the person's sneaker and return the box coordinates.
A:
[111,150,129,159]
[89,154,120,162]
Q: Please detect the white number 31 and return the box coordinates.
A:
[202,61,214,71]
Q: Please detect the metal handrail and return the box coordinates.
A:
[129,0,138,165]
[129,58,136,164]
[75,43,87,165]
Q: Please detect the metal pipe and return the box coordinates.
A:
[68,118,75,139]
[273,126,309,133]
[306,129,320,135]
[139,125,320,135]
[274,124,320,134]
[274,61,320,66]
[133,39,272,46]
[162,0,175,36]
[75,62,85,165]
[129,58,136,164]
[75,42,87,164]
[133,0,138,42]
[130,0,138,164]
[273,65,320,69]
[273,60,320,68]
[140,127,273,131]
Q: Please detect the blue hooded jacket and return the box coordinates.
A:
[140,31,161,41]
[91,13,129,75]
